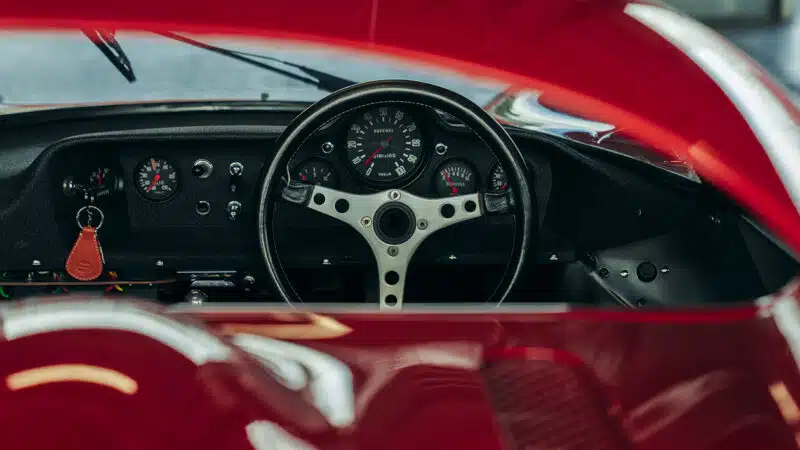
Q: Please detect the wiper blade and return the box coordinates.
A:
[154,31,354,93]
[82,29,136,83]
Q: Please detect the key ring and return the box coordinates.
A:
[76,205,104,230]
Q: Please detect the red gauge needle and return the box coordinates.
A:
[97,169,103,186]
[299,173,308,181]
[146,173,161,192]
[501,183,508,190]
[150,159,157,171]
[442,171,458,195]
[364,136,392,165]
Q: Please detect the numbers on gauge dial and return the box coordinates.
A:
[293,159,338,188]
[489,163,508,192]
[434,160,478,197]
[134,157,179,201]
[345,106,423,183]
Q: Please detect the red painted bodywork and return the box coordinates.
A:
[3,297,800,450]
[0,0,799,449]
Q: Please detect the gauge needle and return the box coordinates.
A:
[97,169,103,186]
[443,171,458,195]
[147,174,161,192]
[151,159,157,171]
[364,136,392,165]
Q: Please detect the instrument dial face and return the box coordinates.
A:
[134,157,180,201]
[88,167,119,199]
[294,159,337,188]
[434,160,478,197]
[489,163,508,192]
[345,106,424,184]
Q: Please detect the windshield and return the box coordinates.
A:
[0,30,506,106]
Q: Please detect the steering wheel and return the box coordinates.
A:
[258,81,536,309]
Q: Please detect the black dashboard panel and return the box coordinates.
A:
[0,102,792,306]
[4,105,529,276]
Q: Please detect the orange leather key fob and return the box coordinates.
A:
[66,226,105,281]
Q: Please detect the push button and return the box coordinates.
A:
[636,261,657,282]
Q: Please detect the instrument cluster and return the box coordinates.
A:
[289,104,509,197]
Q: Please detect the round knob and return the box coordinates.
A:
[636,262,658,282]
[229,161,244,177]
[192,159,213,179]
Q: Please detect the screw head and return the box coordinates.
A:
[417,219,428,230]
[156,260,165,268]
[598,268,610,278]
[32,260,41,267]
[387,246,399,257]
[620,270,630,278]
[389,190,401,201]
[435,143,448,155]
[360,216,372,227]
[321,142,334,154]
[660,266,670,274]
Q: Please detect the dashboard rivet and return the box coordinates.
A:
[360,216,372,227]
[598,268,610,278]
[417,219,428,230]
[156,260,165,268]
[620,270,630,278]
[660,266,670,274]
[321,142,334,154]
[389,190,401,201]
[387,246,399,257]
[32,260,41,267]
[435,143,448,155]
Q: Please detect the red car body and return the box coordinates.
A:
[0,0,799,449]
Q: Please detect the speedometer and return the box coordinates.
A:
[345,106,423,184]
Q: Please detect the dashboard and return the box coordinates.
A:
[0,99,793,306]
[45,105,520,272]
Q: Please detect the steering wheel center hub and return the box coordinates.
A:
[374,202,416,244]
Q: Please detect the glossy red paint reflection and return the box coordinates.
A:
[3,299,800,450]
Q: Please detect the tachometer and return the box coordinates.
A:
[434,160,478,197]
[345,106,423,184]
[134,157,180,202]
[294,159,337,188]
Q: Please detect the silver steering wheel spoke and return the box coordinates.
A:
[282,183,484,309]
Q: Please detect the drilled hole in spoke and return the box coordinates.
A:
[385,295,398,306]
[335,199,349,213]
[384,271,400,285]
[464,200,477,212]
[440,204,455,218]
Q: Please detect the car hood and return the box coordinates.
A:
[3,0,800,252]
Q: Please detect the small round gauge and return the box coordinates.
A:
[345,106,424,184]
[434,160,478,197]
[134,157,180,201]
[294,159,338,188]
[88,167,123,199]
[489,163,508,192]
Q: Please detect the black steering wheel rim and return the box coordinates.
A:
[258,80,536,307]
